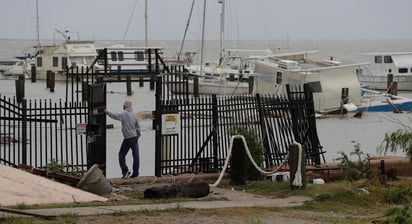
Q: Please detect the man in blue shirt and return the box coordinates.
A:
[105,100,141,178]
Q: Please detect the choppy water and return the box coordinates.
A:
[0,39,411,178]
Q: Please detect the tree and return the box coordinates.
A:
[379,129,412,162]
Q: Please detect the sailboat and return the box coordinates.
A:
[171,0,256,95]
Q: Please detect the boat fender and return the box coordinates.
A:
[343,103,358,112]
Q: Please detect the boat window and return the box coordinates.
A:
[276,72,283,84]
[374,56,382,63]
[384,56,393,63]
[62,57,68,69]
[117,51,124,61]
[134,51,144,61]
[110,51,117,61]
[399,68,408,73]
[37,57,43,67]
[52,57,58,67]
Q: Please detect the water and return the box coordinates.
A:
[1,39,411,178]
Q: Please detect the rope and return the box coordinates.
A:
[291,142,303,187]
[209,135,289,187]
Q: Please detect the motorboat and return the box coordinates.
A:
[253,51,412,114]
[0,57,30,78]
[30,29,100,81]
[357,52,412,91]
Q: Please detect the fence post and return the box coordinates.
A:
[86,83,107,175]
[154,75,162,177]
[21,99,27,165]
[255,93,271,168]
[212,95,218,170]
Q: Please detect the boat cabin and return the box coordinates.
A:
[358,52,412,90]
[34,40,98,80]
[97,46,152,74]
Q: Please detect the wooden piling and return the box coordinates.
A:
[193,76,199,97]
[230,138,247,185]
[139,76,144,87]
[49,72,55,92]
[31,65,36,83]
[15,75,25,103]
[126,75,132,95]
[46,70,52,88]
[289,142,306,189]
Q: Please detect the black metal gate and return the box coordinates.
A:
[154,72,325,176]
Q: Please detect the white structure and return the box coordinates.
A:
[33,34,99,81]
[97,46,156,74]
[253,52,412,113]
[358,52,412,90]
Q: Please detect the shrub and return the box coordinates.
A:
[334,142,374,181]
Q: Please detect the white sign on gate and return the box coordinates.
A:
[76,123,87,135]
[161,114,180,135]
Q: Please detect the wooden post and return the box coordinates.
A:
[193,76,199,97]
[248,77,254,95]
[340,87,349,115]
[289,142,306,190]
[139,76,144,87]
[49,72,55,92]
[230,137,247,185]
[46,70,52,88]
[126,75,132,95]
[15,75,25,103]
[31,65,36,83]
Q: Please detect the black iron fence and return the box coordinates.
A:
[0,95,88,173]
[154,73,325,176]
[1,53,325,178]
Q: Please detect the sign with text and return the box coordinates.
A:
[161,114,180,135]
[76,123,87,135]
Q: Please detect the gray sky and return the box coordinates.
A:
[1,0,412,41]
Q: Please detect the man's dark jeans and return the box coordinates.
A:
[119,136,139,177]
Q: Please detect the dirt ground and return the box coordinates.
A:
[74,185,329,224]
[74,210,331,224]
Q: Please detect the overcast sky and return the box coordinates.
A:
[1,0,412,41]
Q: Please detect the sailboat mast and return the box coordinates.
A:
[200,0,207,77]
[145,0,148,47]
[36,0,41,48]
[178,0,196,61]
[219,0,225,65]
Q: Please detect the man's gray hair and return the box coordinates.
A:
[123,100,132,108]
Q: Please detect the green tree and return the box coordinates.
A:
[379,129,412,162]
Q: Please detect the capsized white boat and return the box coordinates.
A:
[253,51,412,114]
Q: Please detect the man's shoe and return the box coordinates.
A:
[122,171,131,179]
[130,173,139,178]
